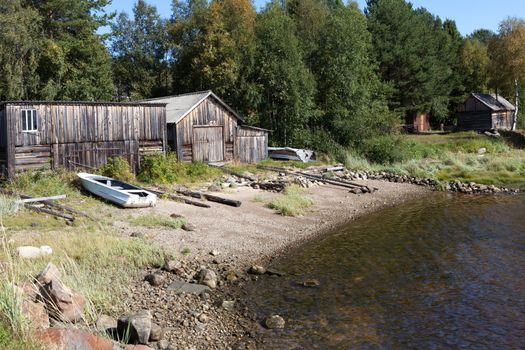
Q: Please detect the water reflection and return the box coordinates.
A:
[244,194,525,349]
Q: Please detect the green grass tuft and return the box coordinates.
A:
[130,215,187,230]
[268,185,314,216]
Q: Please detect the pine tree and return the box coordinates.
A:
[110,0,169,100]
[32,0,114,100]
[0,1,42,100]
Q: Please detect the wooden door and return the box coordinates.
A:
[192,126,224,162]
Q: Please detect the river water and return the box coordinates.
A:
[244,193,525,349]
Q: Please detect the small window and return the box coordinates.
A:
[21,109,38,132]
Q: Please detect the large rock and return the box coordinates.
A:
[247,265,266,275]
[149,322,164,342]
[197,268,217,289]
[144,273,166,287]
[167,280,211,295]
[36,262,61,285]
[264,315,285,329]
[35,328,115,350]
[96,314,118,333]
[21,300,49,330]
[40,279,86,323]
[16,246,53,259]
[117,310,152,345]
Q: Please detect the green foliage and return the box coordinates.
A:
[253,2,316,146]
[0,196,21,219]
[130,215,186,229]
[99,157,135,182]
[268,185,314,216]
[4,171,75,197]
[0,1,41,100]
[138,153,222,184]
[366,0,462,119]
[361,136,418,164]
[110,0,170,99]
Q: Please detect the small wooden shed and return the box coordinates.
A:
[405,113,431,133]
[457,93,516,131]
[144,91,269,163]
[0,101,166,178]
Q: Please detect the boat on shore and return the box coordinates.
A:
[77,173,157,208]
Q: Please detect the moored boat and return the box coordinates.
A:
[77,173,157,208]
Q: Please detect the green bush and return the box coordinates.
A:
[99,157,135,182]
[138,153,222,184]
[5,170,74,197]
[138,153,180,184]
[361,136,419,164]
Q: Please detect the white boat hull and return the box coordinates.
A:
[78,173,157,208]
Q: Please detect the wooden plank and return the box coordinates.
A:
[19,195,66,203]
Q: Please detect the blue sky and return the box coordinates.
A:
[104,0,525,36]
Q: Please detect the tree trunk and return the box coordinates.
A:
[513,78,519,131]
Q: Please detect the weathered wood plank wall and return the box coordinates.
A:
[3,102,166,176]
[0,109,7,176]
[174,97,237,162]
[235,127,268,163]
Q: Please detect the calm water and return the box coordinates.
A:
[245,193,525,349]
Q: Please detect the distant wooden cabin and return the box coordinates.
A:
[144,91,269,163]
[457,93,516,131]
[0,101,166,178]
[405,113,431,133]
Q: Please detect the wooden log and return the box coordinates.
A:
[19,195,66,203]
[24,205,75,222]
[255,182,286,192]
[144,188,211,208]
[175,189,242,208]
[209,164,257,182]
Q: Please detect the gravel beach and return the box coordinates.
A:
[117,180,429,350]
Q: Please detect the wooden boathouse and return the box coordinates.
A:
[457,93,516,131]
[144,91,269,163]
[0,101,166,178]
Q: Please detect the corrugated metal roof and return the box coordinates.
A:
[142,90,244,124]
[472,93,515,111]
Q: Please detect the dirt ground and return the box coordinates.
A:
[116,180,429,268]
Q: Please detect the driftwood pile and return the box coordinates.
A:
[255,165,377,194]
[0,189,95,223]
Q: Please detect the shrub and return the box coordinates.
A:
[0,196,21,219]
[99,157,135,182]
[361,136,418,164]
[5,170,73,197]
[138,153,222,184]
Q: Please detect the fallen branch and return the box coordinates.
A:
[24,205,75,222]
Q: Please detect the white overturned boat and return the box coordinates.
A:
[77,173,157,208]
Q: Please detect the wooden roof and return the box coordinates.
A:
[142,91,244,124]
[471,93,515,112]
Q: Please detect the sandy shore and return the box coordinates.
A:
[120,179,429,268]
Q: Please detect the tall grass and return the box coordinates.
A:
[268,185,314,216]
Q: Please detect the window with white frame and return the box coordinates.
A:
[21,109,38,132]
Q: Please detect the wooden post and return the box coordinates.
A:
[6,104,15,178]
[513,78,519,131]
